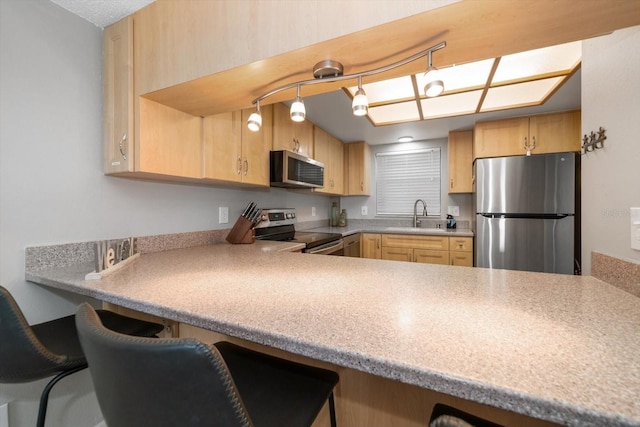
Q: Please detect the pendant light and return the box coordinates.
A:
[352,75,368,116]
[247,100,262,132]
[246,41,446,131]
[290,85,306,122]
[423,50,444,97]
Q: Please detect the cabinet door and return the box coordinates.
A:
[272,103,314,157]
[473,117,529,159]
[361,234,381,259]
[346,142,371,196]
[104,17,134,174]
[314,127,344,195]
[203,111,242,182]
[414,249,449,265]
[448,130,473,193]
[382,235,449,251]
[382,247,413,262]
[529,110,581,154]
[449,237,473,252]
[450,251,473,267]
[241,105,272,186]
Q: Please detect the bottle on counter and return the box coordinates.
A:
[330,202,338,226]
[338,209,347,227]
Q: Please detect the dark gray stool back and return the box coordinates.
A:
[76,302,339,427]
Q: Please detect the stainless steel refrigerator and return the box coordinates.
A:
[475,152,579,275]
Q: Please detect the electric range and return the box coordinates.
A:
[254,208,344,254]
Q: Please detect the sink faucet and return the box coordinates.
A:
[413,199,428,227]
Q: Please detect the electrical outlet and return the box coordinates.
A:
[447,205,460,216]
[311,207,316,217]
[631,207,640,250]
[219,207,229,224]
[361,206,368,216]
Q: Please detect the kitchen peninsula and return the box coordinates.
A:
[25,238,640,427]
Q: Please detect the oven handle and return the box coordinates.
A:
[305,239,344,255]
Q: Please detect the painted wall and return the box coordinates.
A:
[340,139,473,223]
[581,26,640,274]
[0,1,329,425]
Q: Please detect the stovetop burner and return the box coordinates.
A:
[254,208,342,250]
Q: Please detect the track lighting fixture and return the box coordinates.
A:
[247,100,262,132]
[290,85,306,122]
[423,50,444,97]
[246,41,446,130]
[352,75,368,116]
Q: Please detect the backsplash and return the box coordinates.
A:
[591,251,640,298]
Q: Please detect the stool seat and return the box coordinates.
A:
[0,285,164,427]
[75,302,339,427]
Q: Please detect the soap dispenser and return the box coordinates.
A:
[446,214,456,229]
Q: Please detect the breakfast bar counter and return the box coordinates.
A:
[26,242,640,427]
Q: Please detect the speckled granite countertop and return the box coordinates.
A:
[26,243,639,427]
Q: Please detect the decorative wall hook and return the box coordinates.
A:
[582,127,606,154]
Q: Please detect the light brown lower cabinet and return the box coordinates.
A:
[361,233,382,259]
[375,234,474,266]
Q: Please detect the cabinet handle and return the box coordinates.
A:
[377,239,380,250]
[236,156,242,175]
[450,178,454,189]
[360,182,364,191]
[119,133,127,160]
[243,158,248,176]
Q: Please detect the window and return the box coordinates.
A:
[375,148,441,217]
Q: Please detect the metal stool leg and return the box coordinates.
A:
[328,391,337,427]
[36,364,88,427]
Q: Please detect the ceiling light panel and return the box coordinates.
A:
[415,58,495,93]
[480,77,564,112]
[420,90,484,119]
[368,100,421,125]
[492,41,581,84]
[348,76,415,104]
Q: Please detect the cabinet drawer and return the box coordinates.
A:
[450,251,473,267]
[449,237,472,252]
[414,249,449,265]
[381,247,413,262]
[382,234,449,250]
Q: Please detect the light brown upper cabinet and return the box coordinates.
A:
[313,127,344,196]
[448,130,474,194]
[203,106,273,187]
[345,142,371,196]
[473,110,581,159]
[272,103,314,158]
[103,17,203,180]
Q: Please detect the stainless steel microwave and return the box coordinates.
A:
[270,150,324,189]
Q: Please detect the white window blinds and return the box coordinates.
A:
[375,148,441,216]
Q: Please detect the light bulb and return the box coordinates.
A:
[247,110,262,131]
[423,67,444,97]
[352,88,368,116]
[290,98,306,122]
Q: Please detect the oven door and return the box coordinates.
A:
[304,239,344,255]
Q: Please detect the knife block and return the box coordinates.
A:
[226,216,256,244]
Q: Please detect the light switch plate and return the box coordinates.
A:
[311,207,316,217]
[448,205,460,216]
[631,207,640,250]
[361,206,368,216]
[219,207,229,224]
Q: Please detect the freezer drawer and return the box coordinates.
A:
[475,215,575,274]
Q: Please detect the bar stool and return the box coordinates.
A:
[0,285,164,427]
[75,302,340,427]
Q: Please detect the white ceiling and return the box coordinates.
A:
[49,0,154,28]
[50,0,582,145]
